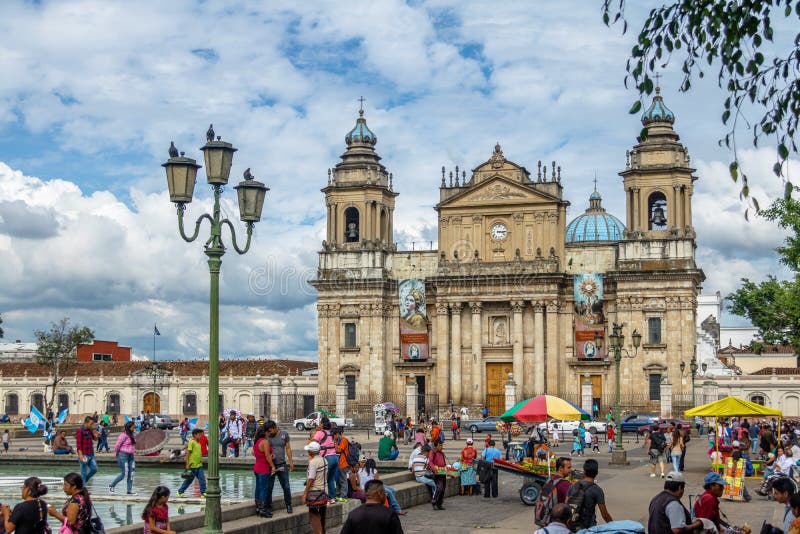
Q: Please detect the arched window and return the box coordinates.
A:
[750,394,765,406]
[31,393,44,414]
[183,392,197,415]
[648,191,668,230]
[58,393,69,413]
[344,207,359,242]
[5,393,18,415]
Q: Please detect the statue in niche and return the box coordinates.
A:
[494,319,507,344]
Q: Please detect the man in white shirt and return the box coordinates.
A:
[410,444,437,499]
[221,411,244,457]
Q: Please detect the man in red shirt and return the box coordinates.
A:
[75,416,99,482]
[548,457,573,504]
[607,424,615,453]
[693,472,728,532]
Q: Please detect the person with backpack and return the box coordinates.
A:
[534,457,573,528]
[567,459,613,531]
[646,424,667,478]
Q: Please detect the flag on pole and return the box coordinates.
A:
[23,417,38,433]
[154,325,161,336]
[57,408,69,424]
[29,406,45,428]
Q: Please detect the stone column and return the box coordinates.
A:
[335,376,348,418]
[581,375,593,415]
[287,378,298,422]
[660,380,673,419]
[505,373,518,411]
[436,302,450,404]
[685,188,693,229]
[545,301,559,395]
[450,303,463,405]
[533,302,545,394]
[511,300,524,394]
[632,187,640,231]
[406,374,419,423]
[470,301,483,405]
[268,375,281,422]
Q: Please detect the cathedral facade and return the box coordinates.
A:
[311,90,705,413]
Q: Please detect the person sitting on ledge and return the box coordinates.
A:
[52,430,74,455]
[378,430,399,461]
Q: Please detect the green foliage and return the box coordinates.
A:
[34,318,95,413]
[727,198,800,346]
[602,0,800,202]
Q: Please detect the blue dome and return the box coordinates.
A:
[566,191,625,243]
[345,110,377,146]
[641,88,675,125]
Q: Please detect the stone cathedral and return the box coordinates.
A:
[311,89,705,414]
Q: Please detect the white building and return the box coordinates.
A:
[0,341,37,362]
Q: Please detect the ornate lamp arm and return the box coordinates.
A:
[221,219,254,255]
[177,206,213,243]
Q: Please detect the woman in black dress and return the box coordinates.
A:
[1,476,50,533]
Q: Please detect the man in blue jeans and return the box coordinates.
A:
[178,428,207,497]
[75,416,99,482]
[265,421,294,514]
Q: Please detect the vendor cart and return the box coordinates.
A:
[493,458,550,506]
[373,402,400,435]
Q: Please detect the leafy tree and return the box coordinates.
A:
[728,197,800,346]
[602,0,800,210]
[34,318,94,415]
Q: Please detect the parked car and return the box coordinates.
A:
[153,414,179,430]
[293,411,354,431]
[467,416,504,433]
[636,418,693,435]
[537,419,607,435]
[619,414,660,433]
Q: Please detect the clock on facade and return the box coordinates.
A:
[490,223,508,241]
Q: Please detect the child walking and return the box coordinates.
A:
[570,431,583,456]
[591,433,600,453]
[2,429,9,453]
[177,429,207,497]
[143,486,175,534]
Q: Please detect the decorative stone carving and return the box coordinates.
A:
[525,230,533,256]
[472,184,525,201]
[490,143,506,169]
[472,215,483,223]
[545,300,559,313]
[435,302,449,315]
[493,317,508,344]
[449,302,463,312]
[340,305,359,318]
[470,301,483,314]
[511,300,525,313]
[512,212,524,222]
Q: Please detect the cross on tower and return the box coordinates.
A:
[654,73,662,91]
[358,96,366,112]
[593,173,598,191]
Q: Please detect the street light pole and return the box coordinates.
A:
[603,323,641,465]
[162,131,268,534]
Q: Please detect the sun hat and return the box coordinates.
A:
[703,472,728,486]
[466,438,473,444]
[732,440,741,448]
[304,441,321,452]
[665,471,686,483]
[358,453,366,462]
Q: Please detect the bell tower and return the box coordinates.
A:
[621,84,696,240]
[322,102,397,249]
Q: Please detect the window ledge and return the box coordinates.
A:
[643,343,667,350]
[341,346,361,352]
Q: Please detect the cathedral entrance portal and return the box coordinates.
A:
[143,392,160,414]
[485,362,512,415]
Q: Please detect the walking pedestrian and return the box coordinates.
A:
[312,417,339,505]
[339,480,404,534]
[177,429,207,498]
[567,459,613,530]
[179,418,190,445]
[428,440,448,510]
[607,423,615,453]
[75,416,99,483]
[142,486,175,534]
[670,427,685,473]
[646,424,667,478]
[252,424,276,518]
[96,421,110,453]
[459,439,478,496]
[303,441,328,534]
[109,421,137,495]
[550,423,560,448]
[266,420,294,515]
[2,428,9,453]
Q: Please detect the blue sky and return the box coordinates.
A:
[0,1,792,360]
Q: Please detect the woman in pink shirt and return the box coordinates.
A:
[312,418,339,504]
[110,421,137,495]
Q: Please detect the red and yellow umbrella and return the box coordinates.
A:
[500,394,590,423]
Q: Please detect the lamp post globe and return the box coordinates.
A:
[201,139,237,185]
[162,151,201,204]
[234,173,269,222]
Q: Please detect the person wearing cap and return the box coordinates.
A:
[242,413,258,458]
[459,438,478,496]
[378,430,399,461]
[302,441,327,534]
[647,471,703,533]
[693,472,729,532]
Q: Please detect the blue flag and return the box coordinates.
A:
[29,406,46,428]
[23,417,38,434]
[124,415,131,423]
[154,325,161,336]
[56,408,69,424]
[188,417,199,430]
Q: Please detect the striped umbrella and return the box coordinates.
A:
[501,395,591,423]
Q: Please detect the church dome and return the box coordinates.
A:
[641,86,675,125]
[566,190,625,243]
[345,108,377,147]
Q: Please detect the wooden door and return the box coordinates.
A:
[485,362,512,415]
[143,392,160,413]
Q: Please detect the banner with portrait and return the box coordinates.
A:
[574,273,605,360]
[399,278,429,360]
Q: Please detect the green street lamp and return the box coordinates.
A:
[601,322,641,465]
[162,131,268,534]
[680,352,706,408]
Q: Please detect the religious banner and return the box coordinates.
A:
[573,273,605,359]
[399,278,429,360]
